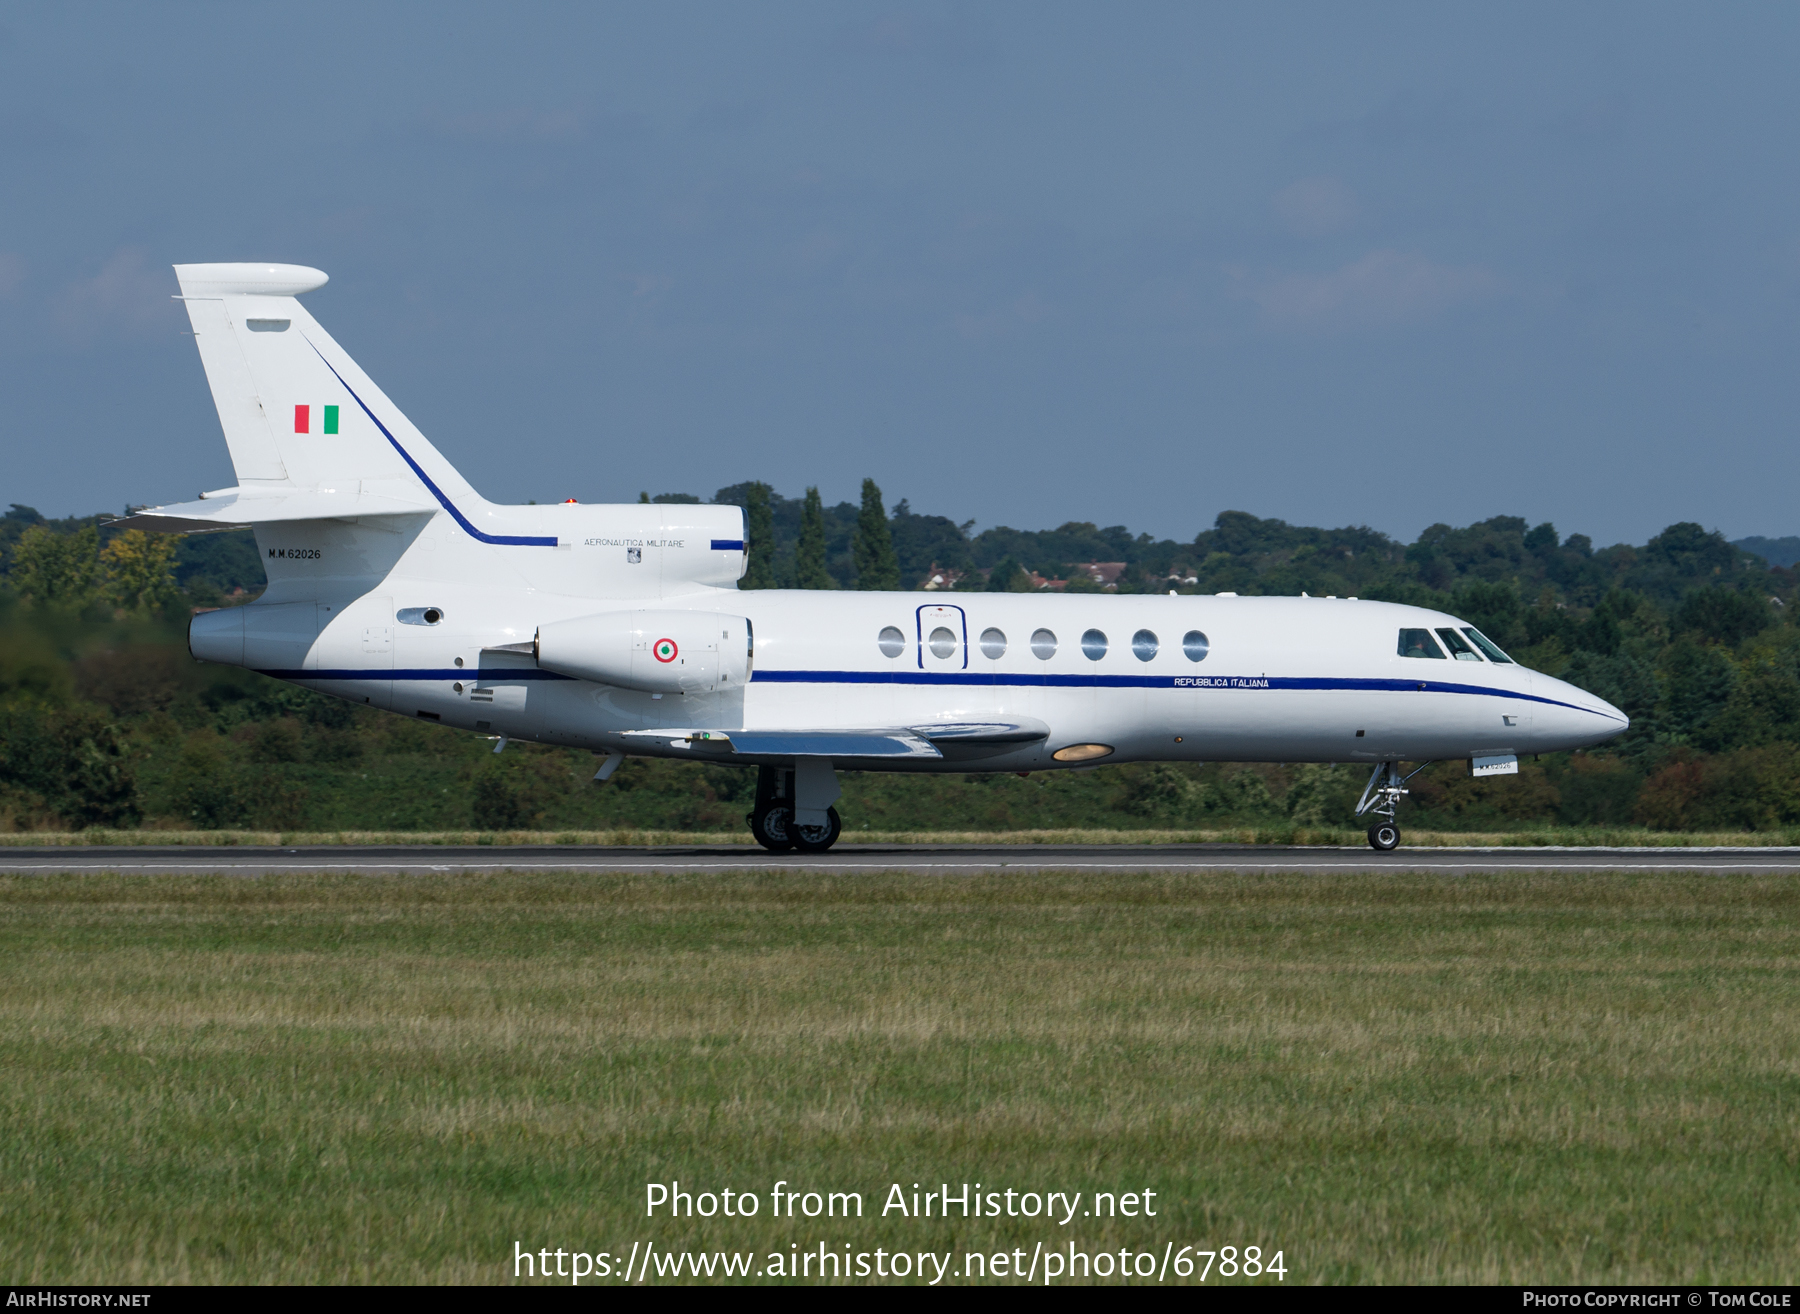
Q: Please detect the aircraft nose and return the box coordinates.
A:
[1537,675,1628,747]
[1575,686,1629,730]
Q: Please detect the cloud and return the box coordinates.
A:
[424,106,587,143]
[685,95,770,138]
[1776,234,1800,283]
[0,109,85,154]
[54,247,176,342]
[1543,94,1630,143]
[412,102,651,149]
[1272,177,1359,238]
[954,292,1052,341]
[829,11,997,63]
[1241,250,1501,333]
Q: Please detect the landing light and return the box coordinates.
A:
[1053,743,1114,763]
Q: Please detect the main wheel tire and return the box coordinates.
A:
[751,805,795,852]
[1368,821,1401,852]
[790,806,842,854]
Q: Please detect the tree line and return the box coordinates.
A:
[2,492,1798,833]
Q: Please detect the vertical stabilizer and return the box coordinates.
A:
[173,263,478,509]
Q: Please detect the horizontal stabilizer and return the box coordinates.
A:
[112,487,433,533]
[622,728,942,759]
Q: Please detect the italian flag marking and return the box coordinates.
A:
[653,638,678,663]
[293,405,340,435]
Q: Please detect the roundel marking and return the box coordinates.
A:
[653,638,679,663]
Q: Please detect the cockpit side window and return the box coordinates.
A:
[1436,628,1482,661]
[1461,627,1514,664]
[1398,628,1446,659]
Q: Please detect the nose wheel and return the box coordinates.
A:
[1355,760,1430,852]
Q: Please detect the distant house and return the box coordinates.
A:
[1029,571,1068,591]
[1165,570,1199,586]
[920,564,966,591]
[1079,562,1127,590]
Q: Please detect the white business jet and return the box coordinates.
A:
[119,263,1628,852]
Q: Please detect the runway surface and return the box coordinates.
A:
[4,844,1800,875]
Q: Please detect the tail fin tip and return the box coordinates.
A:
[174,263,328,298]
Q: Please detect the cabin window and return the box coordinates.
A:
[1131,629,1158,661]
[877,625,905,658]
[1031,628,1057,659]
[1183,630,1210,662]
[1462,627,1514,664]
[979,627,1007,659]
[928,626,958,659]
[1081,628,1108,660]
[1436,628,1482,661]
[1398,628,1446,659]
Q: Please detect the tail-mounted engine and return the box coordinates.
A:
[535,610,751,695]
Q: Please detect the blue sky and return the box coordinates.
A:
[2,3,1797,546]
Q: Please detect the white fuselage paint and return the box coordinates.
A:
[218,511,1627,773]
[152,262,1628,778]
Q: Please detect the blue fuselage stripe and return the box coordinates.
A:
[262,665,1620,721]
[748,669,1619,718]
[710,539,745,551]
[306,339,558,547]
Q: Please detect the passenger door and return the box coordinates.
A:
[916,604,967,672]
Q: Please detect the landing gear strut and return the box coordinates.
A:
[791,807,842,853]
[749,765,794,852]
[747,765,843,854]
[1354,760,1432,852]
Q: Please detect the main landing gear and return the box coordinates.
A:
[748,764,842,854]
[1354,760,1432,852]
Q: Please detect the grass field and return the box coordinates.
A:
[3,866,1799,1284]
[7,826,1800,847]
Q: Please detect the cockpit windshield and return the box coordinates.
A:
[1461,627,1513,664]
[1436,628,1482,661]
[1397,628,1446,659]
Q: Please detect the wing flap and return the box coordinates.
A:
[908,717,1050,744]
[621,728,942,759]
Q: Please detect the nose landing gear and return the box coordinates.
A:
[1355,760,1432,852]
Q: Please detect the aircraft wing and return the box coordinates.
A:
[623,728,942,759]
[110,487,433,533]
[907,718,1050,744]
[620,717,1050,760]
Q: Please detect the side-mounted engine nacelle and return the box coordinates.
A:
[535,610,751,695]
